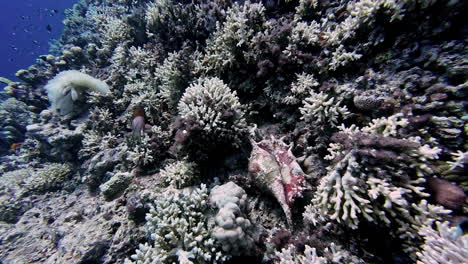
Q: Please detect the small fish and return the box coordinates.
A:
[10,142,23,152]
[132,107,146,138]
[46,24,52,32]
[428,177,466,210]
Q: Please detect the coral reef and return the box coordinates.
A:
[1,0,467,263]
[274,242,364,264]
[160,159,198,189]
[416,221,468,264]
[0,98,37,155]
[176,77,249,160]
[100,171,133,201]
[209,182,253,256]
[127,185,228,264]
[0,163,73,223]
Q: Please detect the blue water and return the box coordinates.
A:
[0,0,77,82]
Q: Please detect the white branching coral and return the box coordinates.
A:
[126,134,155,167]
[85,3,130,52]
[177,77,249,149]
[126,185,228,264]
[447,150,467,170]
[295,0,319,19]
[300,90,350,128]
[154,50,193,112]
[275,245,327,264]
[416,221,468,264]
[304,114,450,256]
[283,73,320,105]
[145,0,172,34]
[161,160,198,189]
[361,113,410,136]
[111,44,161,83]
[289,20,321,46]
[198,1,266,73]
[304,151,372,229]
[324,0,402,46]
[145,0,196,42]
[100,16,131,51]
[274,243,364,264]
[328,45,363,71]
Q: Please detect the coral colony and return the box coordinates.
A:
[0,0,466,263]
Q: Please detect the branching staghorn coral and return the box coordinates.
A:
[109,43,162,85]
[197,1,266,74]
[323,0,402,47]
[126,185,229,264]
[328,45,363,71]
[160,160,198,189]
[304,114,451,256]
[126,133,156,168]
[274,242,364,264]
[145,0,199,51]
[416,221,468,264]
[283,73,320,106]
[176,77,249,158]
[154,48,195,113]
[447,150,467,171]
[275,245,327,264]
[300,90,350,129]
[85,1,131,54]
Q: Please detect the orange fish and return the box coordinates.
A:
[10,142,23,152]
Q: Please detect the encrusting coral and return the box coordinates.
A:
[209,182,253,256]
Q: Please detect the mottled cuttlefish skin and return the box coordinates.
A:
[248,136,306,225]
